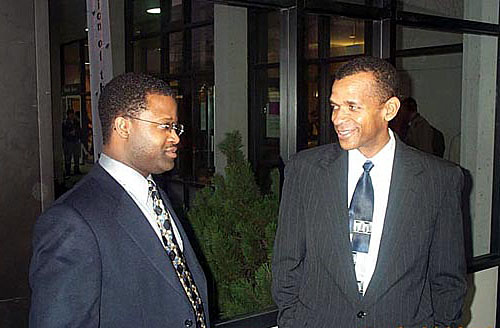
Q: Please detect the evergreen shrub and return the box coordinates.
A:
[187,130,279,319]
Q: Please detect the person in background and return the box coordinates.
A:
[394,96,445,157]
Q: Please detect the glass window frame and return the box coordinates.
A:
[394,6,500,275]
[301,0,500,274]
[124,0,500,327]
[242,0,500,327]
[126,0,214,185]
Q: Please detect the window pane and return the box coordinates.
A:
[133,0,161,37]
[193,82,215,182]
[397,26,462,50]
[165,79,187,178]
[267,11,280,63]
[84,44,90,93]
[396,29,498,258]
[266,68,280,139]
[330,17,365,57]
[306,65,319,148]
[170,0,183,23]
[398,0,499,24]
[192,25,214,72]
[305,15,318,59]
[169,32,183,74]
[252,9,280,64]
[192,0,213,22]
[132,37,161,76]
[63,42,80,86]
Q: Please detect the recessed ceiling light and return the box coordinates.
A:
[146,7,161,14]
[85,27,89,32]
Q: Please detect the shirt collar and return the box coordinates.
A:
[99,153,152,205]
[348,129,396,169]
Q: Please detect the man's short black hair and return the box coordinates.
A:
[333,56,399,102]
[98,72,174,144]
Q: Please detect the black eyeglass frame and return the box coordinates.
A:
[125,115,185,136]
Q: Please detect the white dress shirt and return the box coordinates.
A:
[348,129,396,294]
[99,153,183,251]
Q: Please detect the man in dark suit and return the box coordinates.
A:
[30,73,209,328]
[272,56,466,327]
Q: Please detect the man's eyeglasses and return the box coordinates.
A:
[126,116,185,136]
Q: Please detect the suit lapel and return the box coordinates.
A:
[362,140,423,305]
[317,147,361,304]
[93,165,187,299]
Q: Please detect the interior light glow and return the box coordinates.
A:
[146,7,161,14]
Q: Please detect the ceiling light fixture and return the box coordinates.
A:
[349,21,356,39]
[146,7,161,14]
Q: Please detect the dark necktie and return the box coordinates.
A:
[148,180,206,328]
[349,160,374,254]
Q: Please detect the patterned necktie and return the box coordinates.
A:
[349,161,374,294]
[148,180,206,328]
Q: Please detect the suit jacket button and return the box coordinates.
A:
[357,310,367,318]
[184,319,193,327]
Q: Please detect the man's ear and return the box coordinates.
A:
[384,96,400,122]
[113,116,131,139]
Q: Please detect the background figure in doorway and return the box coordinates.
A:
[392,97,445,158]
[62,110,81,176]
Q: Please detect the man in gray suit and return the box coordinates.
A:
[272,56,466,327]
[30,73,209,327]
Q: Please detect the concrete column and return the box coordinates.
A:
[214,4,248,173]
[461,0,499,258]
[461,1,499,327]
[0,0,51,300]
[463,268,498,328]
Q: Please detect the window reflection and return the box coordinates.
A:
[132,37,161,76]
[63,43,80,85]
[303,16,366,150]
[193,83,215,183]
[169,32,184,74]
[395,26,498,259]
[266,68,280,139]
[133,0,161,36]
[192,25,214,72]
[305,15,318,59]
[170,0,184,23]
[58,40,93,197]
[306,65,319,148]
[192,0,213,22]
[330,17,364,57]
[267,11,280,63]
[398,0,499,24]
